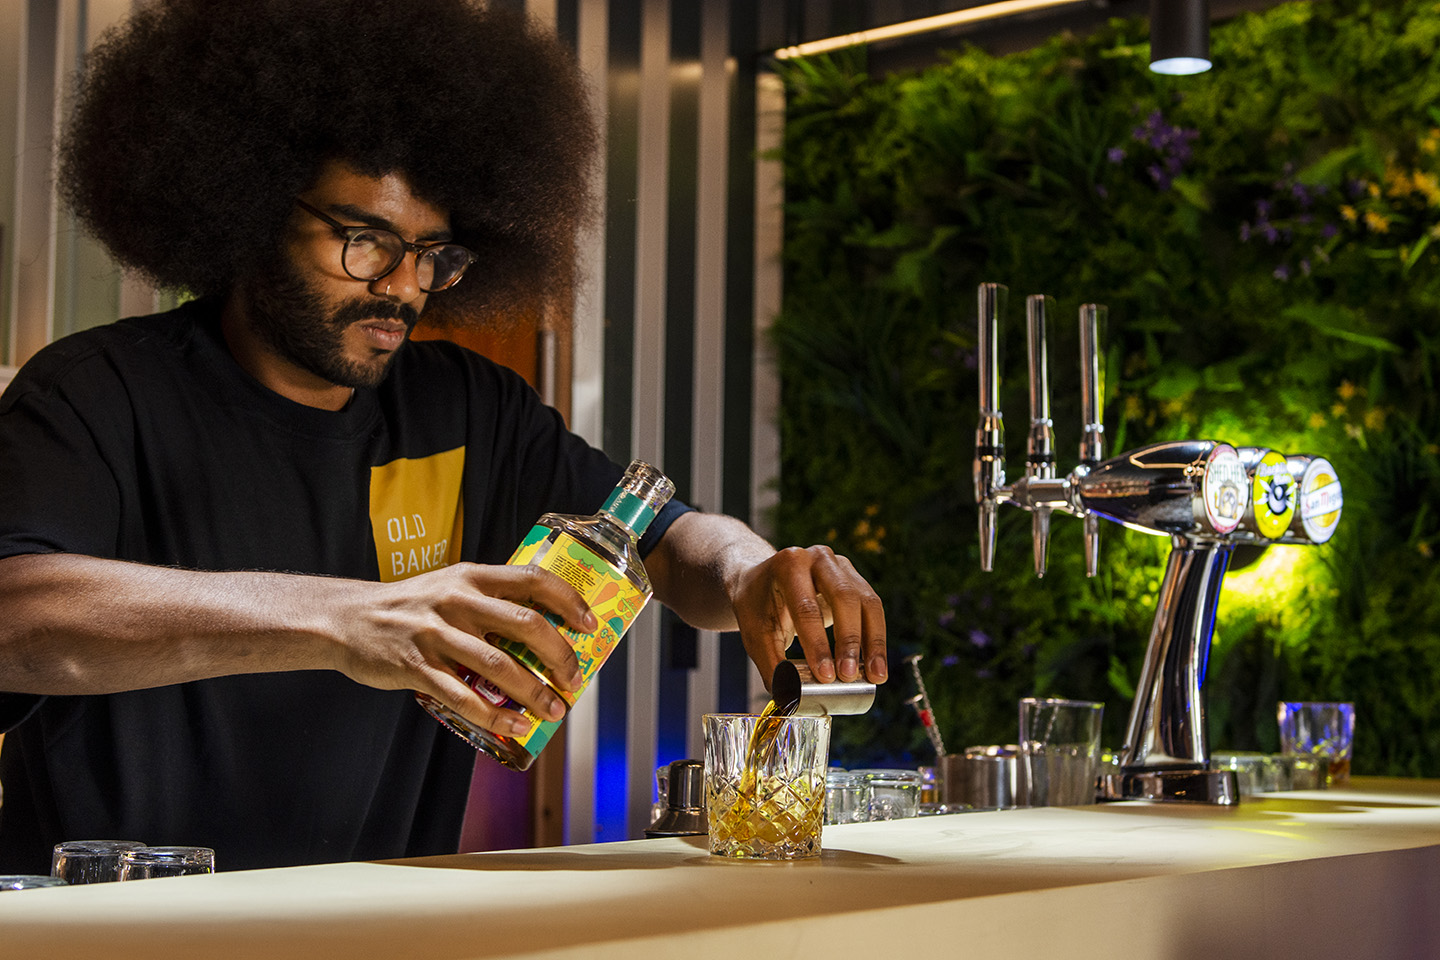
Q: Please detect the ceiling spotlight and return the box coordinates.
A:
[1150,0,1212,75]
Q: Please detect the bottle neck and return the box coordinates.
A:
[601,488,659,537]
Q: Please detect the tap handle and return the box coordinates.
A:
[1079,304,1106,577]
[1025,295,1055,577]
[974,284,1008,571]
[1025,295,1056,478]
[1078,303,1106,466]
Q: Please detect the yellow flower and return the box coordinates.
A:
[1422,129,1440,155]
[1364,407,1386,431]
[1338,380,1357,400]
[1367,181,1381,198]
[1386,165,1413,197]
[1364,210,1391,233]
[1124,396,1144,420]
[1340,204,1358,223]
[1421,541,1434,559]
[864,503,880,517]
[854,519,870,537]
[1331,403,1347,418]
[860,537,883,553]
[825,528,838,542]
[874,526,887,540]
[1414,171,1440,205]
[1308,412,1327,429]
[1345,423,1364,441]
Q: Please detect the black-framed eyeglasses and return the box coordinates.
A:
[295,198,477,293]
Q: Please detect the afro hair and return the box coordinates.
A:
[59,0,598,326]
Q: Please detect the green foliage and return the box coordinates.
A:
[775,0,1440,773]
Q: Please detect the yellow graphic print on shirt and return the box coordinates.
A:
[370,446,465,582]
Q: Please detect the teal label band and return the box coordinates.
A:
[602,489,657,534]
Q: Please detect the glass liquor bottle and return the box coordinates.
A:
[418,460,675,770]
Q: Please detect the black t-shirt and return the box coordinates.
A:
[0,298,689,874]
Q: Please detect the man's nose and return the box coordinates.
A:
[370,253,424,304]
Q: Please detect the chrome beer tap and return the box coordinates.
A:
[970,283,1344,805]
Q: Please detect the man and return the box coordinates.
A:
[0,0,886,873]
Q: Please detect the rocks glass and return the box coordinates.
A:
[704,713,830,860]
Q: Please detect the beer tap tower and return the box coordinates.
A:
[973,283,1344,804]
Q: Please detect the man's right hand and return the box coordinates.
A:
[330,562,595,737]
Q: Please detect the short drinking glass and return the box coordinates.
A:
[704,713,830,860]
[52,840,147,884]
[117,846,216,880]
[1278,701,1355,786]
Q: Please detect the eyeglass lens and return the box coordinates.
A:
[343,230,472,292]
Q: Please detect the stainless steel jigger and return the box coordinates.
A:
[972,283,1344,805]
[771,660,877,717]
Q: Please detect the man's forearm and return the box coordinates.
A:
[645,512,775,631]
[0,553,341,695]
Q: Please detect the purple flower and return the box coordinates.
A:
[938,610,956,628]
[1263,225,1280,244]
[975,668,994,680]
[1322,223,1339,240]
[941,654,960,667]
[968,629,993,650]
[1107,147,1126,164]
[1274,264,1290,280]
[1256,199,1273,218]
[1094,184,1109,199]
[1239,222,1251,242]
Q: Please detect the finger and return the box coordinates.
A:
[469,563,598,635]
[475,597,586,693]
[860,583,887,682]
[419,651,554,739]
[445,627,570,724]
[736,607,794,690]
[822,566,864,683]
[444,566,587,693]
[771,546,835,682]
[812,553,885,683]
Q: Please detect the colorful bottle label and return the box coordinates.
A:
[474,525,648,757]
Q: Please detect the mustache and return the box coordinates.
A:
[331,298,421,330]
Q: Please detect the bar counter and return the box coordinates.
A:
[4,777,1439,959]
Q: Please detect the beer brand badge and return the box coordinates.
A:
[1299,456,1343,543]
[1202,443,1247,534]
[1251,449,1296,539]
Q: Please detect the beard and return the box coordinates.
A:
[242,254,421,390]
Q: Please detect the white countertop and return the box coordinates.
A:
[4,777,1439,960]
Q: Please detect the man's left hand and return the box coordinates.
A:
[729,545,887,688]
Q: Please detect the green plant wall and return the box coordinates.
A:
[774,0,1440,774]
